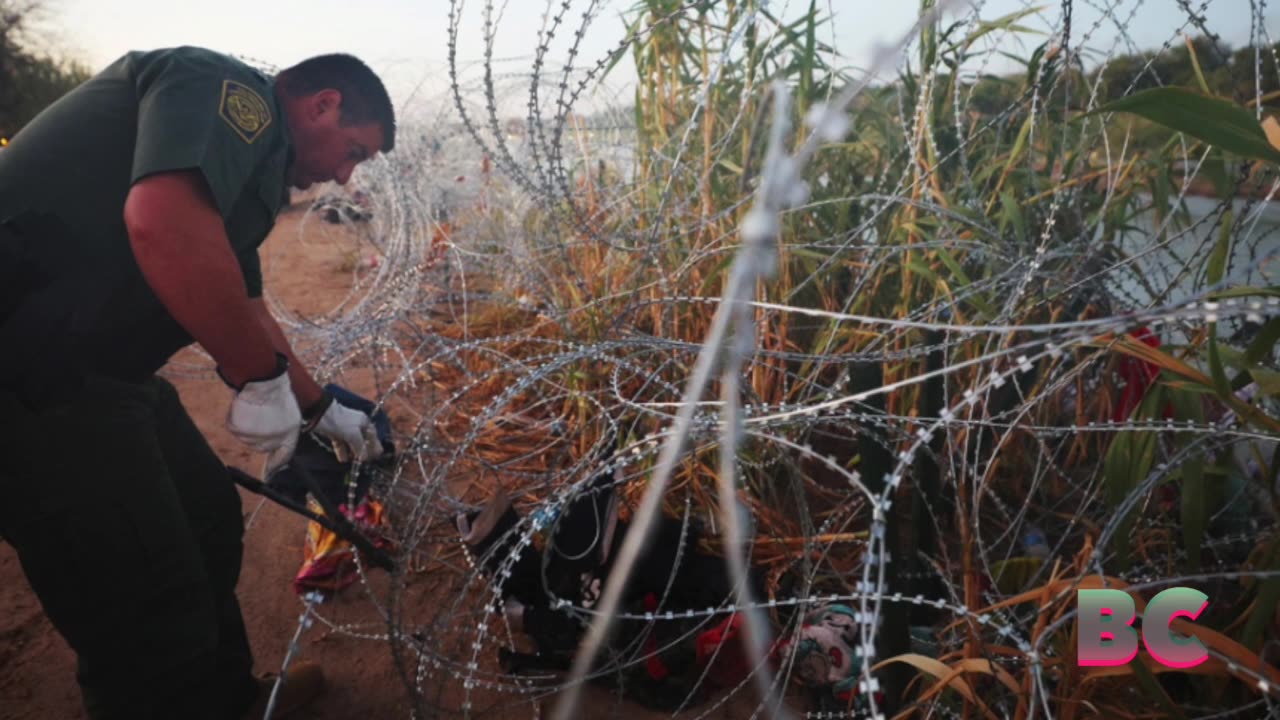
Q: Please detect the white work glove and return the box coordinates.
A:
[223,355,302,473]
[308,393,385,462]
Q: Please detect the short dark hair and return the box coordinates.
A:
[276,54,396,153]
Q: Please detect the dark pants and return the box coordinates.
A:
[0,375,258,719]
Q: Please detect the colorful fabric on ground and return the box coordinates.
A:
[293,499,389,594]
[776,604,861,700]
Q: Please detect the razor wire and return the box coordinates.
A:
[196,0,1280,718]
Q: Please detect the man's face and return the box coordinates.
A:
[287,90,384,190]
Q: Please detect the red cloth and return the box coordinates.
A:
[641,593,670,681]
[695,614,750,689]
[292,500,389,594]
[1114,326,1161,422]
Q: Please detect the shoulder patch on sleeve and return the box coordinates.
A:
[219,79,272,144]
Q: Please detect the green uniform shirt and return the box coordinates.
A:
[0,46,291,382]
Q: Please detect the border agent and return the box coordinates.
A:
[0,46,395,718]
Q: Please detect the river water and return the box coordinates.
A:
[1107,194,1280,311]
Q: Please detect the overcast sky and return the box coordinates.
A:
[31,0,1280,110]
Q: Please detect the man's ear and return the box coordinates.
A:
[311,89,343,120]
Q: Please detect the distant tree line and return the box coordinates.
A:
[965,35,1280,117]
[1,0,91,140]
[1096,35,1280,101]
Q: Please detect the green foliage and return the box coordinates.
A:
[1094,36,1278,101]
[497,0,1280,713]
[0,1,91,139]
[1103,383,1164,568]
[1231,44,1280,101]
[1090,87,1280,164]
[1242,535,1280,651]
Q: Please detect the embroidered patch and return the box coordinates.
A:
[219,80,271,144]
